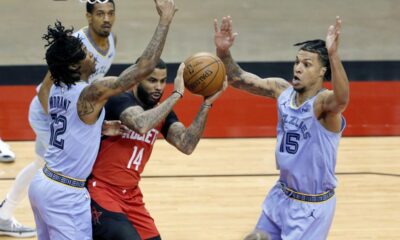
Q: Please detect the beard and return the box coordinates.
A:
[137,84,162,108]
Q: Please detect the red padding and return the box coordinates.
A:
[0,81,399,140]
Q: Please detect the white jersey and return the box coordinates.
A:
[275,87,345,194]
[73,27,116,83]
[44,82,105,179]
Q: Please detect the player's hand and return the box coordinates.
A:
[203,76,228,105]
[101,120,129,136]
[173,62,185,98]
[326,16,342,55]
[214,16,238,53]
[155,0,177,23]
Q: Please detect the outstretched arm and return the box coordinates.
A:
[214,16,290,99]
[120,63,186,134]
[78,0,177,124]
[166,80,228,155]
[319,16,349,114]
[315,16,349,132]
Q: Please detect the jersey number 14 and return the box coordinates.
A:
[127,146,144,171]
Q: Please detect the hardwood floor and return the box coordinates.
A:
[0,137,399,239]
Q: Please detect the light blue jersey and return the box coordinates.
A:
[44,82,105,179]
[29,82,105,240]
[29,27,114,158]
[256,87,345,240]
[73,27,115,83]
[275,87,345,194]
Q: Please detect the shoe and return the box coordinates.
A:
[0,139,15,162]
[0,217,36,238]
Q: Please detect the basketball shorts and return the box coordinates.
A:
[255,182,336,240]
[88,178,160,240]
[28,170,92,240]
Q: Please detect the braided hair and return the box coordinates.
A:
[43,21,86,88]
[294,39,331,80]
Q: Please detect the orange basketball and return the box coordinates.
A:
[183,52,226,97]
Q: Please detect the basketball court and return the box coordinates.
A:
[1,0,399,239]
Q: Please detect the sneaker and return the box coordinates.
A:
[0,217,36,238]
[0,139,15,162]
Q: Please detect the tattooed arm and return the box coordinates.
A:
[214,16,290,99]
[120,63,185,134]
[77,0,177,124]
[166,79,228,155]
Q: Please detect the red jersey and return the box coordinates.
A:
[90,92,178,189]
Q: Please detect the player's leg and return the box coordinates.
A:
[0,97,47,237]
[0,157,44,219]
[91,200,141,240]
[255,210,281,240]
[280,196,336,240]
[294,197,336,240]
[255,185,285,240]
[123,187,161,240]
[30,203,50,240]
[29,170,92,240]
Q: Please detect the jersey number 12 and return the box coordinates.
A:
[49,114,67,150]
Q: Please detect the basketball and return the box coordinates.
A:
[183,52,226,97]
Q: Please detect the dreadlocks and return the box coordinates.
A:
[43,20,86,88]
[294,39,331,80]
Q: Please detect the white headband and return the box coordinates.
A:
[80,0,109,4]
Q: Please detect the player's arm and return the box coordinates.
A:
[165,80,228,155]
[214,16,290,99]
[120,63,185,134]
[37,71,53,114]
[220,51,289,98]
[78,0,177,124]
[314,17,349,132]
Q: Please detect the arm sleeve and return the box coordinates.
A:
[161,111,179,137]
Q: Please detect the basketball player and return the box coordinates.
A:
[27,0,176,239]
[0,138,15,162]
[88,59,227,240]
[214,16,349,239]
[0,1,117,237]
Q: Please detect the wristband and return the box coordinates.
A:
[172,90,183,98]
[202,103,213,109]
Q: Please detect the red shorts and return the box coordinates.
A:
[87,178,159,239]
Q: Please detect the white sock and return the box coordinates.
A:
[0,156,44,220]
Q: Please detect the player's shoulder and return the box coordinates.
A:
[315,88,333,102]
[277,85,293,102]
[109,91,135,104]
[72,26,87,38]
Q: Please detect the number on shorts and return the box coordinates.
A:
[49,114,67,150]
[127,146,144,171]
